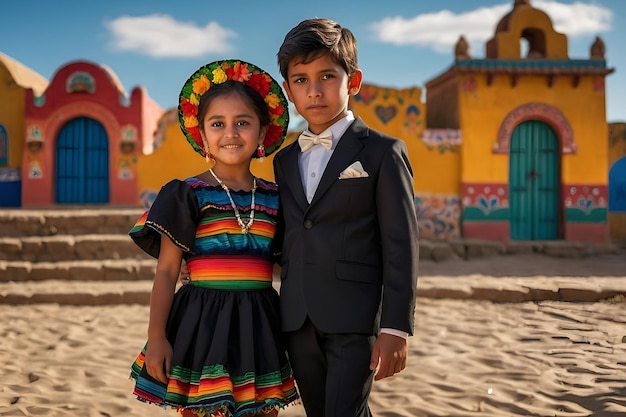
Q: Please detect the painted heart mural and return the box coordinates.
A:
[375,105,397,124]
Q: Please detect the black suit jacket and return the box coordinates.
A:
[273,117,419,335]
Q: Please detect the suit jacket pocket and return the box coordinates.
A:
[335,176,372,186]
[336,260,382,285]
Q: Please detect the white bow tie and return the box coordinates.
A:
[298,130,333,152]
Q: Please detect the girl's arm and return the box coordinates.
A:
[144,234,183,384]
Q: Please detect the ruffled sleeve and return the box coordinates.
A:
[129,179,199,258]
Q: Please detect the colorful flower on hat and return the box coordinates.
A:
[180,99,197,117]
[178,60,289,158]
[192,75,211,96]
[212,67,227,84]
[247,73,271,98]
[225,61,251,82]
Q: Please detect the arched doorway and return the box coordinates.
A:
[608,157,626,212]
[55,117,109,204]
[509,120,560,240]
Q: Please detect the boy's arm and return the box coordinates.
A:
[371,138,419,380]
[376,139,419,334]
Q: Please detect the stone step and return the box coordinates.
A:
[0,279,153,305]
[2,232,621,265]
[0,234,151,262]
[0,259,156,282]
[0,208,145,237]
[2,274,625,305]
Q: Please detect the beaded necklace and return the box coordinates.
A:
[209,168,256,234]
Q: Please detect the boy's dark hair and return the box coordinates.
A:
[197,80,271,131]
[277,18,358,81]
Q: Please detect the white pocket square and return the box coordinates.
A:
[339,161,369,179]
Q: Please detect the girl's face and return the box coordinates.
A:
[200,92,267,168]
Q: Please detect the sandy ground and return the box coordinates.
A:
[1,254,625,417]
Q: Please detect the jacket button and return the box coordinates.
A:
[303,219,313,229]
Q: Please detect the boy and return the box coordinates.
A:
[273,18,419,417]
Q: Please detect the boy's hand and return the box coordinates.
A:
[370,333,407,381]
[145,337,173,384]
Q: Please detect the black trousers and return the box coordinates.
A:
[286,317,375,417]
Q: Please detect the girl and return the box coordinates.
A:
[128,60,297,417]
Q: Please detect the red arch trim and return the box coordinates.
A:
[493,102,577,154]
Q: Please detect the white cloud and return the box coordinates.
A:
[369,1,612,55]
[105,14,237,58]
[535,1,612,36]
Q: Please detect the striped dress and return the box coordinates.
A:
[128,177,298,417]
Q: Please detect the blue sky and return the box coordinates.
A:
[2,0,624,123]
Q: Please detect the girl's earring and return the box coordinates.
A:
[257,144,265,162]
[204,144,212,164]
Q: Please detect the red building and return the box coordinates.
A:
[21,60,162,206]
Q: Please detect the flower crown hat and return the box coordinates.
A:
[179,59,289,158]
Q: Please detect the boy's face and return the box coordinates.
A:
[283,54,362,134]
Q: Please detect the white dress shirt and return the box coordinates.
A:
[298,111,355,202]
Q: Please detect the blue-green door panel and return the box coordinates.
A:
[55,117,109,204]
[0,124,7,165]
[509,121,559,240]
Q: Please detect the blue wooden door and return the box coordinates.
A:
[0,124,7,166]
[55,117,110,204]
[509,120,560,240]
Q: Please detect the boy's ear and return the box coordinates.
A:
[282,81,294,103]
[348,70,363,96]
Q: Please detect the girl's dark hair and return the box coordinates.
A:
[197,80,270,131]
[277,18,359,81]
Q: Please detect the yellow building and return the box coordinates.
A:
[425,0,614,243]
[2,0,619,246]
[350,85,462,240]
[0,52,48,206]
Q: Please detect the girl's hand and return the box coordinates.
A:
[144,235,181,384]
[179,260,190,284]
[145,337,173,384]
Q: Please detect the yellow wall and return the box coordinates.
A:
[0,53,48,170]
[488,7,568,59]
[459,73,609,184]
[141,82,460,202]
[350,84,460,195]
[135,109,296,207]
[350,83,462,239]
[0,65,26,167]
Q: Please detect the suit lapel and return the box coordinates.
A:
[308,118,367,208]
[280,142,309,212]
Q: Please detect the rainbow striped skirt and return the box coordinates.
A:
[129,257,298,416]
